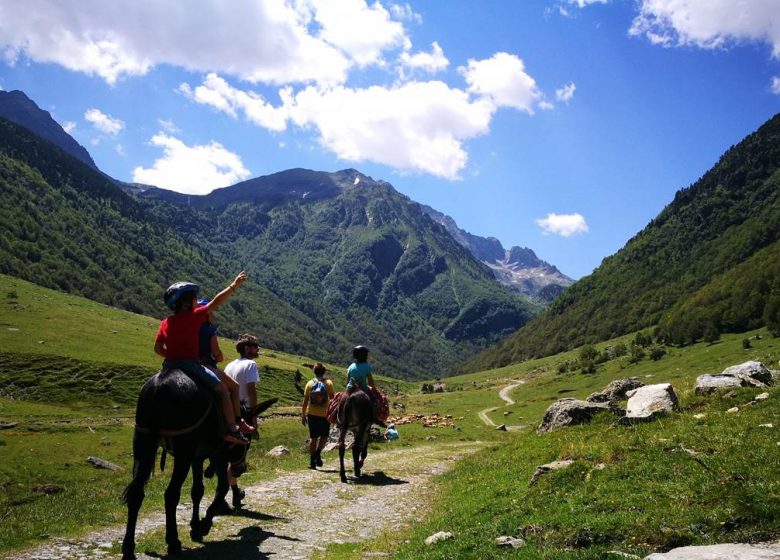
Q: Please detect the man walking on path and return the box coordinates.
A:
[302,363,335,469]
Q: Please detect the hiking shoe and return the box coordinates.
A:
[232,488,245,509]
[315,452,323,467]
[237,419,256,434]
[224,426,248,445]
[309,456,317,469]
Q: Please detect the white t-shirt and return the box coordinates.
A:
[224,357,260,404]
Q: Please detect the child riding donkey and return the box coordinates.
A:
[155,271,255,445]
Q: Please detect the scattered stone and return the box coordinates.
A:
[266,445,290,457]
[607,552,641,559]
[537,398,613,433]
[695,374,746,395]
[594,463,606,470]
[727,407,740,413]
[623,383,680,422]
[33,484,64,495]
[425,531,454,545]
[38,340,45,344]
[503,411,512,416]
[642,542,780,559]
[7,327,19,331]
[529,459,574,487]
[755,393,770,401]
[0,422,18,430]
[587,377,644,403]
[496,424,507,431]
[425,435,438,441]
[693,413,706,419]
[759,424,774,428]
[86,456,122,471]
[721,361,773,385]
[496,536,525,548]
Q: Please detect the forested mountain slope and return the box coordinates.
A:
[465,112,780,372]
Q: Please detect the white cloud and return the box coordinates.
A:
[115,143,125,156]
[179,74,289,132]
[84,108,124,135]
[285,82,495,180]
[556,82,576,103]
[399,42,449,75]
[629,0,780,57]
[63,121,77,134]
[772,76,780,94]
[0,0,389,86]
[157,119,180,134]
[568,0,609,7]
[132,132,250,194]
[306,0,410,67]
[536,213,589,237]
[459,52,544,113]
[388,3,422,24]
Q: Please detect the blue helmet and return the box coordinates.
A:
[197,299,210,308]
[164,282,199,310]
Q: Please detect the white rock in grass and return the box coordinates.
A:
[425,531,453,545]
[755,393,770,401]
[624,383,680,421]
[265,445,290,457]
[758,424,774,428]
[496,536,525,548]
[693,413,706,419]
[727,407,739,413]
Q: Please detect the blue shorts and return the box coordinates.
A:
[163,359,221,388]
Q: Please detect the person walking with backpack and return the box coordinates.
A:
[301,363,334,469]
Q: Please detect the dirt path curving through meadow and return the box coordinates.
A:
[8,441,482,560]
[478,380,526,430]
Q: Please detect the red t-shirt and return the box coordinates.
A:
[156,305,209,361]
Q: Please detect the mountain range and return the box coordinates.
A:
[0,90,546,378]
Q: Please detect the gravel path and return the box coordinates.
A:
[8,442,481,560]
[478,380,527,430]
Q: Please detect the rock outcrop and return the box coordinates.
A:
[587,377,644,403]
[643,542,780,559]
[695,361,773,395]
[537,398,612,433]
[623,383,680,422]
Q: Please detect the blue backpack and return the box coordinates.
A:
[310,378,329,405]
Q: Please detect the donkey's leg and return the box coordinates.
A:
[201,453,230,536]
[338,426,348,483]
[121,430,157,560]
[189,459,205,542]
[353,426,367,478]
[164,453,192,556]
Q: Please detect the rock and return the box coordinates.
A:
[265,445,290,457]
[496,536,525,548]
[496,424,507,431]
[33,484,64,495]
[693,413,706,419]
[607,552,641,559]
[642,542,780,559]
[0,422,18,430]
[587,377,644,403]
[321,442,339,453]
[623,383,680,422]
[755,393,770,401]
[425,531,453,545]
[727,407,739,413]
[425,435,438,441]
[759,423,774,428]
[537,398,613,433]
[503,411,512,416]
[721,361,773,385]
[695,374,747,395]
[86,456,122,471]
[529,459,574,487]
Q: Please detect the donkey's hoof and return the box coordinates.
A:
[340,475,348,483]
[190,528,203,543]
[167,540,182,556]
[200,518,213,536]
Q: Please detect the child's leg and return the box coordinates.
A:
[211,367,241,418]
[213,382,236,429]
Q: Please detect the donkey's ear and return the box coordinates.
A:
[254,397,278,415]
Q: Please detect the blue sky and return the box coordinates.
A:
[0,0,778,279]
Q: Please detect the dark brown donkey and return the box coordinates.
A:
[121,369,275,560]
[337,388,374,483]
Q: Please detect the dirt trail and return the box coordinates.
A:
[8,442,481,560]
[478,380,526,430]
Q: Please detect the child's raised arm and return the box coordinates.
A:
[206,271,247,312]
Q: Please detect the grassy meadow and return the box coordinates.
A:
[2,273,780,558]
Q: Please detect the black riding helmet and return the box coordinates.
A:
[164,281,199,310]
[352,345,369,362]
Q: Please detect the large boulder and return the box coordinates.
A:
[587,377,644,403]
[696,361,773,395]
[624,383,680,422]
[537,398,612,433]
[721,361,773,385]
[643,542,780,559]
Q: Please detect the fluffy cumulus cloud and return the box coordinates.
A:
[132,133,250,194]
[568,0,609,6]
[629,0,780,56]
[179,74,289,132]
[399,41,449,75]
[63,121,77,134]
[459,52,544,113]
[536,213,589,237]
[84,108,124,135]
[285,82,495,179]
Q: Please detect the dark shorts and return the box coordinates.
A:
[163,359,221,388]
[307,415,330,439]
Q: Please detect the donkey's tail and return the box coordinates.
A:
[121,427,159,504]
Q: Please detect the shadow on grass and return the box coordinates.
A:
[144,526,301,559]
